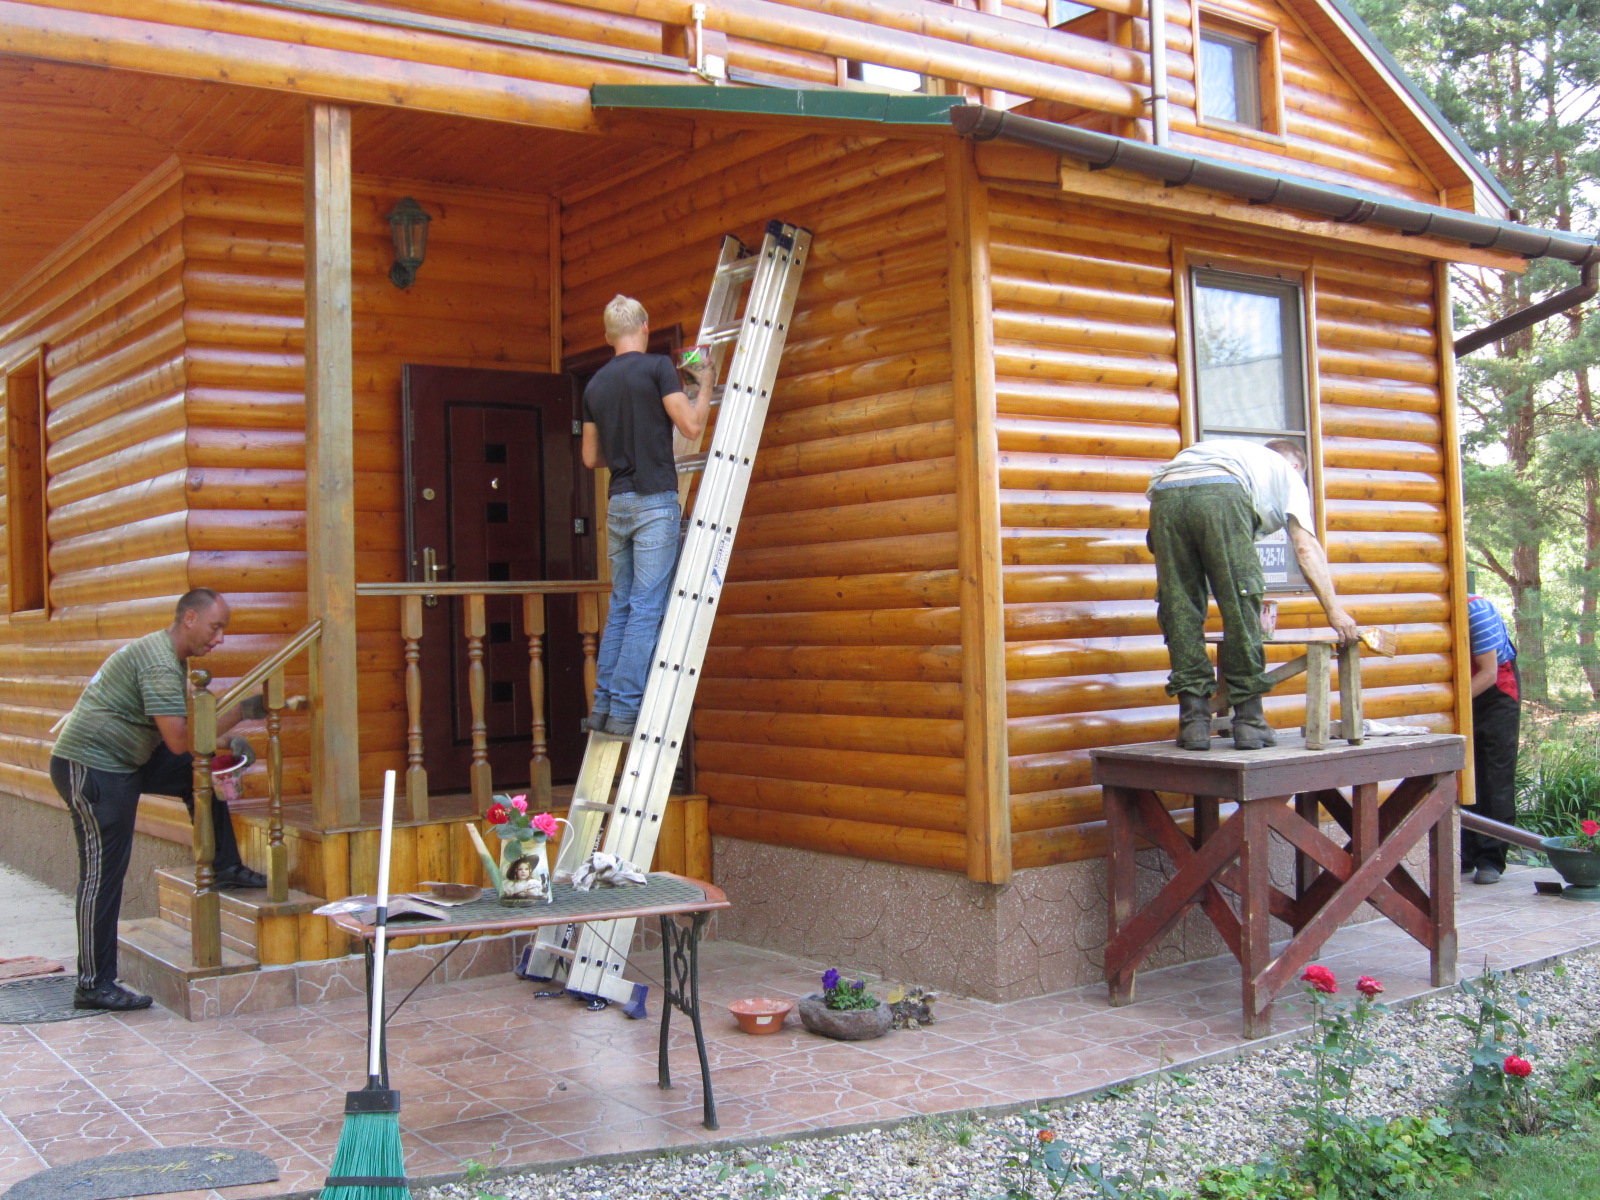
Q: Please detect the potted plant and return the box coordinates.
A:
[1541,816,1600,900]
[797,969,891,1041]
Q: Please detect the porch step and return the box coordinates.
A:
[155,868,329,965]
[118,916,257,1018]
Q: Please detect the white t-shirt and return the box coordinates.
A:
[1147,439,1315,536]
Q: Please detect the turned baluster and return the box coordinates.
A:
[578,592,600,714]
[524,593,551,807]
[402,594,429,820]
[465,593,492,807]
[265,669,288,903]
[187,668,222,969]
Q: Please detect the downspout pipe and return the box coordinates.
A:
[1454,261,1598,357]
[948,106,1600,268]
[1148,0,1169,147]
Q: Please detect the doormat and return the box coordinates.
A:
[0,957,64,983]
[0,976,103,1025]
[1,1147,279,1200]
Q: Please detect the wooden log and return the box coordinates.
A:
[711,606,961,647]
[706,805,966,871]
[695,708,963,757]
[694,676,963,718]
[747,457,957,519]
[758,382,954,448]
[718,569,961,614]
[702,643,962,683]
[695,737,963,795]
[697,771,966,833]
[736,493,958,551]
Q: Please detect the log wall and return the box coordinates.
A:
[0,153,552,811]
[984,181,1456,871]
[561,130,971,874]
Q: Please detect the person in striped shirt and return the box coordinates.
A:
[1461,594,1520,885]
[50,589,266,1011]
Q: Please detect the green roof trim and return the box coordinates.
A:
[590,85,965,126]
[1321,0,1513,208]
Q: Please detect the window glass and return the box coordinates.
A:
[1191,269,1310,590]
[846,61,924,92]
[1200,30,1261,127]
[1048,0,1094,25]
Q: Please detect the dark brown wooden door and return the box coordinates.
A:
[404,365,593,791]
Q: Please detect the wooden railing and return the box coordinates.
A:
[354,581,612,816]
[186,620,320,968]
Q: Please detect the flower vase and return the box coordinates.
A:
[498,838,552,905]
[1542,836,1600,901]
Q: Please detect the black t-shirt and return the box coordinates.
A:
[581,352,682,497]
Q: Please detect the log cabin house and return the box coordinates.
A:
[1,0,1594,1015]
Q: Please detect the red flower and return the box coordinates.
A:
[1581,819,1600,838]
[485,803,509,825]
[1300,965,1338,994]
[1503,1055,1533,1078]
[1037,1130,1056,1143]
[1356,976,1384,999]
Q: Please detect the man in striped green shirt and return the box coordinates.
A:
[51,588,266,1011]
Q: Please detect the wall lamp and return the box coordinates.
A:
[386,197,432,289]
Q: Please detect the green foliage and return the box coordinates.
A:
[1517,728,1600,837]
[715,1153,805,1199]
[1278,976,1399,1145]
[819,969,880,1011]
[1186,1161,1307,1200]
[1440,967,1559,1153]
[1295,1114,1469,1199]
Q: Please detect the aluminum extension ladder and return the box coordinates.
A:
[517,220,811,1016]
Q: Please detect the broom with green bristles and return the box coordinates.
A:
[322,769,407,1200]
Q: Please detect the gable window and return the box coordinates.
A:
[1190,268,1311,589]
[1200,30,1261,127]
[1047,0,1094,26]
[4,350,49,615]
[1194,9,1283,135]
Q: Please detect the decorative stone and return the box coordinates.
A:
[796,993,891,1041]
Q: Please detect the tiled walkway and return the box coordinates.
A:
[2,865,1598,1199]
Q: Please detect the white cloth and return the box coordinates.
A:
[1147,439,1314,536]
[569,852,649,892]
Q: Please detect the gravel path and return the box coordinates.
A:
[422,949,1600,1200]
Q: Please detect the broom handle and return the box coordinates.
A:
[368,769,397,1082]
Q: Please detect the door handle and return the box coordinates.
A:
[422,546,448,607]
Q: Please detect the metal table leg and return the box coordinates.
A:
[658,911,717,1130]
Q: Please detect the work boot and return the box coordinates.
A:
[1175,694,1212,751]
[1231,696,1277,750]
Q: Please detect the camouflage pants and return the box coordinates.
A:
[1147,480,1267,703]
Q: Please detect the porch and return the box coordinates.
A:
[1,863,1597,1195]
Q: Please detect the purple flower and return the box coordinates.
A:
[822,968,840,991]
[851,980,865,992]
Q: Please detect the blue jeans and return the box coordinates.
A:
[593,491,680,722]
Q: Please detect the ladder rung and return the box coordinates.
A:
[704,321,745,343]
[538,944,576,960]
[570,799,616,814]
[676,453,708,475]
[718,258,758,282]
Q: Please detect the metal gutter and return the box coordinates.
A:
[949,106,1600,268]
[591,85,966,125]
[1454,262,1598,357]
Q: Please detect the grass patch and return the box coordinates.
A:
[1420,1109,1600,1200]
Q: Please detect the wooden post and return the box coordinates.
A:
[402,594,429,820]
[1435,261,1474,807]
[187,669,221,970]
[1304,643,1332,750]
[578,591,600,709]
[945,142,1010,885]
[1338,641,1363,744]
[465,593,492,807]
[1104,784,1137,1006]
[265,670,288,903]
[524,592,552,807]
[304,101,361,830]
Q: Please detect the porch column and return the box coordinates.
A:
[945,143,1011,884]
[305,102,361,829]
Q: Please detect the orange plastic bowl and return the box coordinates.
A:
[728,997,794,1035]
